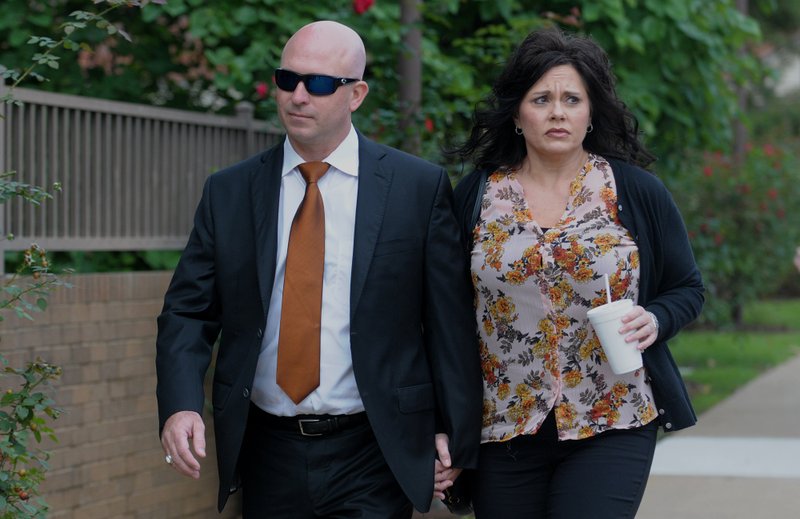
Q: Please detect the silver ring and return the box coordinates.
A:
[165,454,173,465]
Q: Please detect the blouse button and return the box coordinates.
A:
[242,387,250,399]
[617,204,623,211]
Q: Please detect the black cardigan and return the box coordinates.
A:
[453,158,705,432]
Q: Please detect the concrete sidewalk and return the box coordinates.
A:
[638,352,800,518]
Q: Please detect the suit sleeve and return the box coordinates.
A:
[422,168,483,470]
[155,176,222,433]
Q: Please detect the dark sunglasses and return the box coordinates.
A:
[274,68,360,96]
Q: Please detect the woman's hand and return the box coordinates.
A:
[619,305,658,351]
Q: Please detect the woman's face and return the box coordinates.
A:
[514,64,592,161]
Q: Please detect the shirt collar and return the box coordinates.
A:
[282,125,359,178]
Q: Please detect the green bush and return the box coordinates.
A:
[667,143,800,326]
[0,358,62,518]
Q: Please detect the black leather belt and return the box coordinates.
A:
[250,405,368,437]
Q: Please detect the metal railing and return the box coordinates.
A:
[0,85,283,273]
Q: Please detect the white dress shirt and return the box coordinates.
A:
[251,125,363,416]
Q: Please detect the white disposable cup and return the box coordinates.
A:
[586,299,643,374]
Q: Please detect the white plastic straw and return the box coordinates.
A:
[604,274,612,304]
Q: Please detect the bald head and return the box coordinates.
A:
[282,21,366,79]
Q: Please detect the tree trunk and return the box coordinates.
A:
[733,0,749,165]
[398,0,422,155]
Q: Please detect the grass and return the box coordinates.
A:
[669,298,800,415]
[741,298,800,329]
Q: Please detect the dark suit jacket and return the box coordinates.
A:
[156,133,482,512]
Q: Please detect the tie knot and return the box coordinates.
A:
[298,161,330,183]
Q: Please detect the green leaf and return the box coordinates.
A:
[69,10,95,21]
[163,1,187,17]
[233,6,258,25]
[582,2,602,22]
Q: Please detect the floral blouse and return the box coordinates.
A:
[471,154,657,443]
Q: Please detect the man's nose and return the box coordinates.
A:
[291,81,311,103]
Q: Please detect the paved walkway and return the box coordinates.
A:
[638,352,800,518]
[416,352,800,518]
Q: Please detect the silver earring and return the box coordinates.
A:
[586,124,594,133]
[515,126,523,135]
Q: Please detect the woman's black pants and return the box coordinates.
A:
[472,411,658,519]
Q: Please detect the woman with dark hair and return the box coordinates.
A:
[451,28,704,518]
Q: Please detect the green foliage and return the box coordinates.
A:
[751,0,800,38]
[1,0,175,107]
[577,0,762,165]
[6,250,182,273]
[3,1,763,170]
[750,93,800,144]
[1,174,69,321]
[0,173,57,210]
[666,143,800,326]
[0,357,62,519]
[0,243,70,322]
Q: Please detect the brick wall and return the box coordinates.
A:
[1,272,241,518]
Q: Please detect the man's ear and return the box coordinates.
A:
[349,81,369,112]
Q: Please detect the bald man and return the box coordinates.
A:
[156,21,481,518]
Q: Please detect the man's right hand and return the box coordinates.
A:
[161,411,206,479]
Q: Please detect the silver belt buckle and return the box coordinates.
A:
[298,418,323,436]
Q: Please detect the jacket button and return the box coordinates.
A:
[243,388,250,398]
[665,422,672,430]
[257,328,263,338]
[658,408,665,415]
[617,204,623,211]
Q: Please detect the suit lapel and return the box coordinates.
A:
[251,144,284,314]
[350,135,391,320]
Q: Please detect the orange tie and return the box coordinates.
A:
[277,161,329,404]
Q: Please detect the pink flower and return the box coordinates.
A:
[702,166,713,177]
[763,143,776,156]
[424,117,434,133]
[353,0,374,14]
[255,82,269,99]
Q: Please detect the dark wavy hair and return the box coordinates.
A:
[452,27,655,170]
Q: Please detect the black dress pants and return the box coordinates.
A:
[238,405,413,519]
[472,411,658,519]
